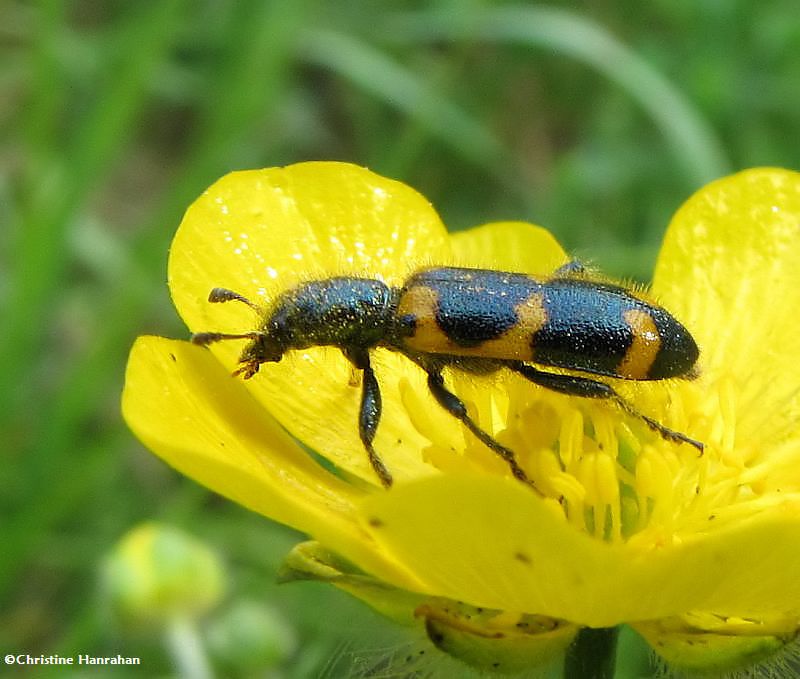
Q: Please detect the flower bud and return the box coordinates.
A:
[101,523,225,627]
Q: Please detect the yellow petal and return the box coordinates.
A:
[168,162,452,485]
[121,335,422,589]
[653,168,800,448]
[170,162,450,322]
[359,475,800,627]
[450,221,568,274]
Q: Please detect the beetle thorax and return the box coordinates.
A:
[263,277,396,352]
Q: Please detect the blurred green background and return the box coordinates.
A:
[2,1,799,676]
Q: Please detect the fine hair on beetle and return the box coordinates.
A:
[192,263,703,491]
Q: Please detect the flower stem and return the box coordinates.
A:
[166,615,215,679]
[563,626,619,679]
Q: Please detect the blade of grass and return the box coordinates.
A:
[0,0,187,426]
[384,5,730,185]
[301,28,508,178]
[186,0,305,178]
[21,0,66,163]
[0,0,309,600]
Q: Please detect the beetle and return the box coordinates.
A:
[191,264,702,490]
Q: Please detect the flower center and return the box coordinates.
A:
[399,370,729,543]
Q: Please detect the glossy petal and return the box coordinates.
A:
[168,162,452,485]
[122,335,422,589]
[654,168,800,449]
[359,475,800,627]
[449,221,568,274]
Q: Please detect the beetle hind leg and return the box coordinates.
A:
[615,400,704,453]
[509,362,704,454]
[421,367,542,495]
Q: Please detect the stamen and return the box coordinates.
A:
[398,365,753,545]
[558,410,584,468]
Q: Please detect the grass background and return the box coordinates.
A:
[2,1,799,676]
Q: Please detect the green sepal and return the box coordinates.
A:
[634,613,799,674]
[278,541,428,625]
[416,598,578,674]
[279,542,580,674]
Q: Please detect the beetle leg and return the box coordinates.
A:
[509,362,704,453]
[345,349,393,488]
[420,366,541,494]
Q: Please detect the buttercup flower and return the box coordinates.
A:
[123,163,800,674]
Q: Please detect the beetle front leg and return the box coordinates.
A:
[346,349,393,488]
[509,362,704,453]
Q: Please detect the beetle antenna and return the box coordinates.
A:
[208,287,261,311]
[191,331,265,346]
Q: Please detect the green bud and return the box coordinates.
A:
[206,600,297,672]
[101,523,226,627]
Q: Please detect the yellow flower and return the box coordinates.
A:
[122,163,800,673]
